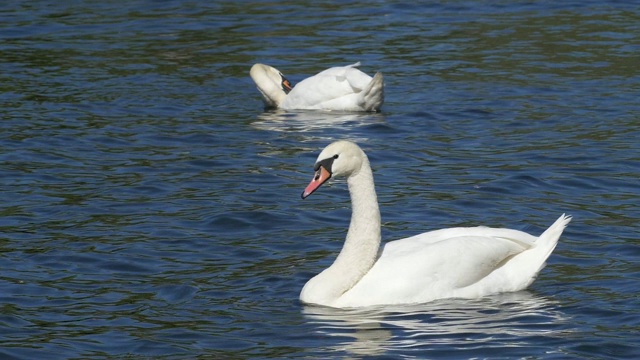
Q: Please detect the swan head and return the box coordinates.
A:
[301,141,366,199]
[250,63,293,108]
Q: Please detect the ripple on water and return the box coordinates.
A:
[0,0,639,358]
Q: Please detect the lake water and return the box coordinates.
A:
[1,0,639,358]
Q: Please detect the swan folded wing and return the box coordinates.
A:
[290,75,370,101]
[391,227,538,248]
[331,67,374,92]
[313,62,363,79]
[339,235,530,306]
[280,63,384,111]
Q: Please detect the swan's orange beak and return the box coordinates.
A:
[282,78,293,94]
[301,165,331,199]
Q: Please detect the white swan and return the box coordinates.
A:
[300,141,571,308]
[250,62,384,112]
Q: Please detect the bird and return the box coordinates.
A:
[300,140,570,308]
[250,62,384,112]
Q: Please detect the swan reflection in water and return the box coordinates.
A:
[302,292,570,357]
[252,109,386,134]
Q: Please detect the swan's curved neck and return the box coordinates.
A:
[337,158,381,272]
[252,67,287,107]
[258,84,286,107]
[301,156,381,305]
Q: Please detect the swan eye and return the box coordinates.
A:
[314,156,337,173]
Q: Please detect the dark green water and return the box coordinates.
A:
[1,1,638,358]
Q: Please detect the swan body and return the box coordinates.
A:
[250,62,384,112]
[300,141,570,308]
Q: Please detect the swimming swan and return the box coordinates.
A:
[250,62,384,111]
[300,140,570,308]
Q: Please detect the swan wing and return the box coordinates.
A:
[392,226,538,248]
[282,63,382,111]
[336,234,530,307]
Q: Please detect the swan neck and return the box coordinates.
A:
[346,159,381,248]
[334,156,381,279]
[253,67,287,107]
[300,151,382,306]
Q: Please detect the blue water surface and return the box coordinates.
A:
[0,0,639,358]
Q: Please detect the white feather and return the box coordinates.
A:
[250,62,384,112]
[300,141,571,308]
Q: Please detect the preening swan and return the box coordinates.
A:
[300,141,570,308]
[250,62,384,112]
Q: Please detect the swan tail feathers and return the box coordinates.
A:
[489,214,570,293]
[537,214,571,254]
[360,72,384,112]
[526,213,571,279]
